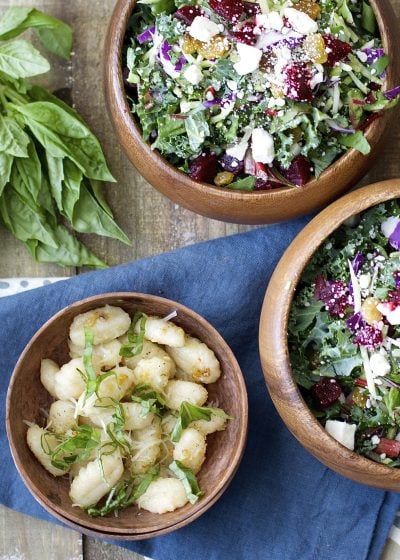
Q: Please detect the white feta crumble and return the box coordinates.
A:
[183,64,202,85]
[251,128,275,164]
[189,16,220,43]
[356,50,368,63]
[255,11,284,31]
[325,420,357,451]
[233,43,262,76]
[369,353,391,377]
[381,216,400,238]
[310,71,324,90]
[358,273,371,290]
[227,80,238,91]
[283,7,318,34]
[371,435,381,445]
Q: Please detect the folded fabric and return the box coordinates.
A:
[1,219,399,560]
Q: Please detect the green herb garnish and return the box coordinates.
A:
[171,401,231,443]
[46,425,101,471]
[119,312,147,358]
[131,383,167,417]
[169,460,203,505]
[86,465,159,517]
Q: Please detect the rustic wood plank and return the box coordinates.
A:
[0,505,82,560]
[83,538,147,560]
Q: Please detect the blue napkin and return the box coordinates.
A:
[1,220,399,560]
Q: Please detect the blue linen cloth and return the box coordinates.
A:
[1,220,399,560]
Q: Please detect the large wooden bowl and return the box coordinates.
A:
[259,179,400,491]
[6,293,247,539]
[104,0,400,225]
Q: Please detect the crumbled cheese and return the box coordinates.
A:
[233,43,262,76]
[310,71,324,90]
[227,80,238,91]
[369,353,391,377]
[377,302,400,326]
[358,273,371,290]
[255,11,284,31]
[325,420,357,451]
[371,435,380,445]
[283,7,318,35]
[226,140,249,161]
[381,216,400,238]
[183,64,203,85]
[251,128,275,164]
[356,50,368,63]
[189,16,220,43]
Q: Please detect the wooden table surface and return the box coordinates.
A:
[1,0,400,558]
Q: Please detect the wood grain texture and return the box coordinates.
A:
[259,180,400,491]
[0,0,399,558]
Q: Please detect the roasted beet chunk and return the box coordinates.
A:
[353,325,383,349]
[323,34,352,67]
[209,0,244,24]
[311,377,342,409]
[284,62,314,102]
[189,153,218,183]
[280,155,312,186]
[233,21,257,45]
[174,5,202,25]
[314,276,349,318]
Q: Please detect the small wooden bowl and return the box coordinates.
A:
[104,0,400,225]
[6,293,247,538]
[259,179,400,491]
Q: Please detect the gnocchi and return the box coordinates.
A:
[28,305,230,517]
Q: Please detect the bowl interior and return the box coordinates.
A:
[104,0,400,224]
[7,293,247,534]
[259,179,400,490]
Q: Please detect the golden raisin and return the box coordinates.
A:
[296,0,321,20]
[198,35,230,60]
[361,297,383,325]
[351,387,368,408]
[270,84,285,98]
[303,33,328,64]
[182,34,202,54]
[214,171,234,186]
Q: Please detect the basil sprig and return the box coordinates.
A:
[169,460,203,505]
[171,401,231,442]
[119,312,147,358]
[0,7,129,268]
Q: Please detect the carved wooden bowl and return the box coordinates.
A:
[104,0,400,224]
[6,293,247,538]
[259,179,400,490]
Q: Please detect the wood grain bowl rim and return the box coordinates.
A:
[6,292,248,537]
[104,0,399,224]
[259,179,400,490]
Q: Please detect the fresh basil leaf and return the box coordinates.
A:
[12,141,42,210]
[337,131,371,155]
[70,182,131,245]
[169,460,203,504]
[131,384,166,417]
[0,152,13,195]
[0,40,50,78]
[45,153,64,211]
[89,179,114,217]
[0,183,57,247]
[0,8,72,59]
[61,159,83,218]
[14,101,93,139]
[0,114,29,157]
[28,85,85,123]
[171,401,231,442]
[25,225,107,268]
[120,312,147,357]
[0,7,32,38]
[65,135,116,182]
[50,425,101,470]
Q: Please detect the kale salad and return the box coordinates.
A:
[289,200,400,467]
[124,0,399,190]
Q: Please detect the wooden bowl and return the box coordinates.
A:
[259,179,400,491]
[104,0,400,225]
[6,293,247,538]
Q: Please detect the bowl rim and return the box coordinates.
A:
[259,179,400,489]
[104,0,398,205]
[6,291,248,536]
